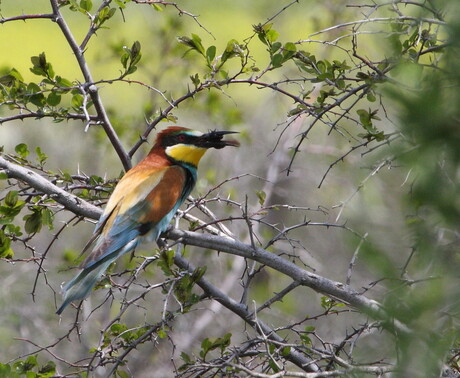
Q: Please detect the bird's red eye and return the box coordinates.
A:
[177,135,186,142]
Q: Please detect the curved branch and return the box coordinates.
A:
[308,16,446,39]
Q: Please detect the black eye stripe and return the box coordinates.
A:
[163,133,197,147]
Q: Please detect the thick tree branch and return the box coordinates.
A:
[167,229,412,337]
[0,156,101,220]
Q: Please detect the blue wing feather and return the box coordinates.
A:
[57,164,197,314]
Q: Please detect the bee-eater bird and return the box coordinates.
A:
[56,126,239,314]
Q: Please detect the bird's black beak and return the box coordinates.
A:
[200,130,240,149]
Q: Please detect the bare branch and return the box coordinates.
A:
[168,228,411,337]
[309,16,446,38]
[0,112,99,124]
[0,13,54,23]
[173,253,321,373]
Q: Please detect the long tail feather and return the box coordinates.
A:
[56,260,113,315]
[56,239,138,315]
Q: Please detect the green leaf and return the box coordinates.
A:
[301,333,312,346]
[268,359,280,373]
[158,249,175,276]
[5,191,18,207]
[120,53,129,69]
[38,361,56,375]
[367,91,376,102]
[281,346,291,357]
[0,68,24,86]
[80,0,93,11]
[151,3,164,11]
[165,113,178,123]
[30,52,54,79]
[191,266,206,282]
[254,23,267,45]
[114,0,127,8]
[271,53,283,68]
[5,224,22,238]
[270,42,282,54]
[29,93,46,108]
[126,66,137,75]
[282,42,297,61]
[200,338,212,358]
[180,352,191,364]
[8,68,24,82]
[0,190,25,219]
[56,76,73,88]
[177,34,205,56]
[0,172,8,180]
[89,175,103,185]
[116,370,130,378]
[220,39,245,65]
[266,28,279,44]
[47,91,61,106]
[41,208,54,231]
[256,190,266,206]
[24,210,43,234]
[130,41,142,65]
[110,323,128,336]
[71,93,84,109]
[0,230,14,259]
[15,143,29,158]
[190,73,201,88]
[206,45,216,65]
[27,82,41,94]
[200,333,232,359]
[13,355,38,374]
[95,6,116,26]
[190,33,205,55]
[0,362,18,378]
[35,146,48,165]
[157,328,168,339]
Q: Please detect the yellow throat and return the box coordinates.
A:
[165,144,207,167]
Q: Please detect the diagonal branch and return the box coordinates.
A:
[167,229,412,337]
[173,253,321,373]
[0,156,101,220]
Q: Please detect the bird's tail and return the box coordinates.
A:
[56,259,113,315]
[56,239,138,315]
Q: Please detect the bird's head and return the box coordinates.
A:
[155,126,240,167]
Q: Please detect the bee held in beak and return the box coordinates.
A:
[199,130,240,149]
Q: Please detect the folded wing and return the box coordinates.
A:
[56,165,189,314]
